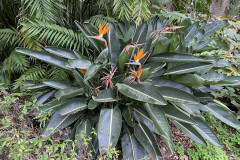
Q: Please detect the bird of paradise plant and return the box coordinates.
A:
[88,24,110,47]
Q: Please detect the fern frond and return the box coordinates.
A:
[0,28,19,48]
[155,12,187,22]
[1,51,29,74]
[20,20,89,51]
[23,0,65,24]
[132,0,151,25]
[47,67,70,81]
[86,15,117,27]
[13,65,47,90]
[113,0,133,21]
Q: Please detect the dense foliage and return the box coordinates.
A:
[15,17,240,159]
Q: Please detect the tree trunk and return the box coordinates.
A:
[209,0,230,21]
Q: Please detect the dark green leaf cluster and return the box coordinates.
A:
[16,18,240,160]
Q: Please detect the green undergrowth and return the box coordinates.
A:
[174,112,240,160]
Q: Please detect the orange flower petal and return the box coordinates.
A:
[80,69,87,74]
[138,67,142,78]
[99,24,103,35]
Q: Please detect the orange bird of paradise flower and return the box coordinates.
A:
[129,67,142,84]
[80,69,87,74]
[127,49,147,65]
[88,24,110,48]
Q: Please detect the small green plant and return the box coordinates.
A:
[174,142,185,159]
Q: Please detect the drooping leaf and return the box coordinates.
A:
[192,116,221,146]
[170,120,206,145]
[202,20,227,40]
[153,77,191,93]
[43,80,73,90]
[134,122,162,160]
[121,128,147,160]
[98,107,122,151]
[144,103,173,153]
[204,103,240,129]
[55,98,87,116]
[132,107,159,134]
[150,53,211,63]
[42,112,80,137]
[93,89,119,102]
[84,63,103,82]
[55,87,84,100]
[140,63,166,80]
[36,89,57,104]
[116,82,167,105]
[66,57,92,70]
[75,21,101,52]
[132,23,148,44]
[162,104,196,124]
[172,74,205,87]
[174,103,201,116]
[15,48,70,71]
[39,98,71,113]
[88,99,100,110]
[165,62,212,75]
[95,48,109,63]
[44,47,77,59]
[122,107,134,127]
[157,86,199,104]
[107,23,121,68]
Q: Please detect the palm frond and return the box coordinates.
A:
[132,0,151,25]
[22,0,65,24]
[20,20,89,51]
[13,65,47,90]
[155,11,187,22]
[47,67,70,81]
[0,28,19,48]
[85,15,117,26]
[113,0,133,21]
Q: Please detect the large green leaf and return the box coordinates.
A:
[36,89,57,104]
[93,89,119,102]
[44,47,77,59]
[152,38,170,55]
[157,86,199,104]
[42,112,80,137]
[75,21,101,52]
[202,20,227,40]
[121,128,147,160]
[43,80,73,90]
[98,107,122,151]
[132,107,159,134]
[119,46,135,71]
[66,55,92,69]
[204,103,240,129]
[132,23,148,44]
[95,48,109,64]
[122,107,134,127]
[56,98,87,116]
[144,103,173,153]
[170,120,206,145]
[150,53,211,63]
[75,117,92,140]
[116,82,167,105]
[153,77,191,93]
[165,62,212,75]
[174,103,201,116]
[15,48,71,71]
[107,23,121,68]
[193,39,213,50]
[88,99,100,110]
[55,87,84,100]
[172,74,205,87]
[134,123,162,160]
[140,63,166,80]
[84,63,103,82]
[192,116,221,146]
[184,21,199,45]
[39,99,71,113]
[162,104,196,124]
[123,25,136,42]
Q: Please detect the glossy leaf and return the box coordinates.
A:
[93,89,119,102]
[43,80,73,90]
[140,62,166,80]
[132,23,148,44]
[132,107,159,134]
[157,86,199,104]
[88,99,100,110]
[107,23,121,68]
[95,48,108,63]
[119,46,135,71]
[75,21,101,52]
[172,74,205,87]
[153,77,191,93]
[84,63,103,81]
[192,116,221,146]
[15,48,70,71]
[165,62,212,75]
[202,20,227,40]
[162,104,196,124]
[204,103,240,129]
[39,99,71,113]
[134,123,162,160]
[98,107,122,151]
[75,117,92,140]
[55,87,84,100]
[66,58,92,70]
[122,107,134,127]
[170,120,206,145]
[42,112,80,137]
[144,103,173,153]
[121,129,147,160]
[56,98,87,116]
[116,82,167,105]
[150,53,211,63]
[36,89,57,104]
[175,103,201,116]
[44,47,77,59]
